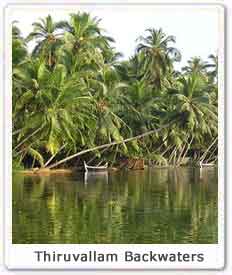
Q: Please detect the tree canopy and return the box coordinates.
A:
[12,13,218,170]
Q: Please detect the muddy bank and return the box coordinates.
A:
[17,166,120,175]
[17,168,74,176]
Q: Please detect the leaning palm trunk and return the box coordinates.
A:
[179,136,194,165]
[176,143,187,166]
[168,146,177,165]
[43,143,67,167]
[200,137,218,164]
[13,124,45,151]
[160,144,173,157]
[204,144,218,164]
[47,122,173,169]
[176,136,194,166]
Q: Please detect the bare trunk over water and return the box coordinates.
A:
[47,122,172,169]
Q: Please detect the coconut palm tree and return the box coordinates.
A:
[60,12,114,54]
[169,74,217,130]
[26,15,64,67]
[12,22,30,134]
[90,65,131,144]
[12,22,28,66]
[116,54,145,83]
[181,57,208,77]
[136,28,181,89]
[12,13,218,169]
[13,60,96,167]
[167,73,217,162]
[205,54,218,83]
[121,80,159,132]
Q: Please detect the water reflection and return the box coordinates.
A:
[13,167,218,244]
[84,171,108,185]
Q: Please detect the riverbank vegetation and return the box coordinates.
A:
[12,13,218,171]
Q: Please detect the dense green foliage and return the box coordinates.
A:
[12,13,218,169]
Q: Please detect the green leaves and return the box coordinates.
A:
[27,147,44,167]
[13,90,34,115]
[136,28,181,89]
[148,152,168,166]
[12,15,218,169]
[37,62,50,82]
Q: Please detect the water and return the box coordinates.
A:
[12,167,218,244]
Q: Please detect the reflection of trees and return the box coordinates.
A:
[13,168,217,244]
[166,167,218,243]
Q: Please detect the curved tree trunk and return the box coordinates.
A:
[47,122,173,169]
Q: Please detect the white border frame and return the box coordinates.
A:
[3,2,225,270]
